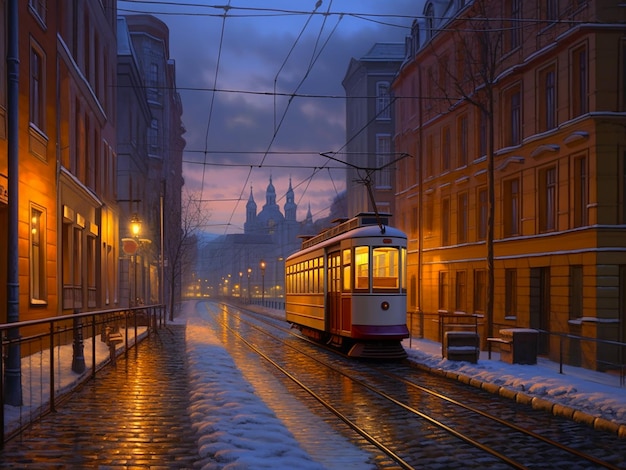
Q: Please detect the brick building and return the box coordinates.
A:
[393,0,626,369]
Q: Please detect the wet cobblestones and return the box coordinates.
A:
[0,325,201,469]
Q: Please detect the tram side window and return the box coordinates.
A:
[317,257,324,293]
[355,246,369,290]
[342,248,352,291]
[372,246,399,290]
[401,247,407,292]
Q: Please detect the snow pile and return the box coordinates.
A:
[186,315,328,470]
[404,341,626,427]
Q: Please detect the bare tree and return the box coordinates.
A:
[163,190,210,321]
[427,0,509,338]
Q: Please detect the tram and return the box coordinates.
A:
[285,213,409,359]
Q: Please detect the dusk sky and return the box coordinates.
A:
[118,1,422,234]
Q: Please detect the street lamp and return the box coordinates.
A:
[239,271,243,298]
[247,267,252,303]
[260,260,266,306]
[130,214,141,306]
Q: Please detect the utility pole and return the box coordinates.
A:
[5,0,22,406]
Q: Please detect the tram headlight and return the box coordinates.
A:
[381,301,390,311]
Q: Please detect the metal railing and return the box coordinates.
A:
[0,304,165,446]
[407,310,626,387]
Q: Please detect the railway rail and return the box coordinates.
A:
[205,301,625,469]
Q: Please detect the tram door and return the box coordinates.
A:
[327,251,342,335]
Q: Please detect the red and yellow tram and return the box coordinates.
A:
[285,213,409,358]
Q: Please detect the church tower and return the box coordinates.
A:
[284,178,297,221]
[244,186,257,234]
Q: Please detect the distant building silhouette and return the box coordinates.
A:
[193,176,346,303]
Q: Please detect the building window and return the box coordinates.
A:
[477,187,487,240]
[29,0,46,24]
[545,0,558,22]
[30,45,45,131]
[623,152,626,224]
[426,133,434,177]
[458,114,468,167]
[148,62,159,101]
[458,192,468,243]
[376,82,391,119]
[505,269,517,317]
[411,206,418,237]
[539,166,557,232]
[569,265,583,320]
[503,178,520,237]
[438,271,449,311]
[425,3,435,40]
[30,206,46,303]
[573,155,588,227]
[508,0,521,51]
[425,198,433,235]
[375,134,392,188]
[441,197,450,246]
[539,66,557,131]
[455,270,466,312]
[473,269,486,314]
[148,119,159,155]
[442,126,451,172]
[478,109,487,159]
[572,45,588,117]
[503,85,522,146]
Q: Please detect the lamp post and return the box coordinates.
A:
[260,260,266,306]
[239,271,243,298]
[247,268,251,304]
[130,213,142,307]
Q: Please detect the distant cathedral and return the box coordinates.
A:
[244,176,316,244]
[196,175,346,301]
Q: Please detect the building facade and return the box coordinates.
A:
[0,0,119,329]
[118,14,185,314]
[393,0,626,370]
[342,43,404,221]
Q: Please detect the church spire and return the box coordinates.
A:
[284,177,297,221]
[244,186,257,234]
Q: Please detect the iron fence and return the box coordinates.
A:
[0,304,165,446]
[407,310,626,387]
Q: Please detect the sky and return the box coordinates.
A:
[6,300,626,468]
[117,1,422,234]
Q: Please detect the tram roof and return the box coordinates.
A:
[288,213,406,260]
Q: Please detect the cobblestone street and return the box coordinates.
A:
[0,325,201,468]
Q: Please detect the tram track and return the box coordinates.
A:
[209,301,624,469]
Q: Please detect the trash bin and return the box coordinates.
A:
[499,328,538,364]
[443,331,480,363]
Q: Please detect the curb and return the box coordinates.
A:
[413,362,626,440]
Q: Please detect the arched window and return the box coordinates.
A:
[425,3,435,40]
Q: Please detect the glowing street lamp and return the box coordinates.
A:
[260,260,266,305]
[247,267,252,303]
[130,214,141,306]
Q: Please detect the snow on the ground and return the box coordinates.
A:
[181,300,626,469]
[185,301,374,470]
[403,337,626,428]
[5,299,626,470]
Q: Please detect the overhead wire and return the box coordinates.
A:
[199,2,231,205]
[222,0,341,234]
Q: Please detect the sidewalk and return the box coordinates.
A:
[0,324,203,468]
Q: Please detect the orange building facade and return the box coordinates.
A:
[0,1,119,326]
[393,0,626,369]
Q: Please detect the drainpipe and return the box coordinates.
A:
[5,0,22,406]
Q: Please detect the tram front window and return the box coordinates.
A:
[372,246,399,290]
